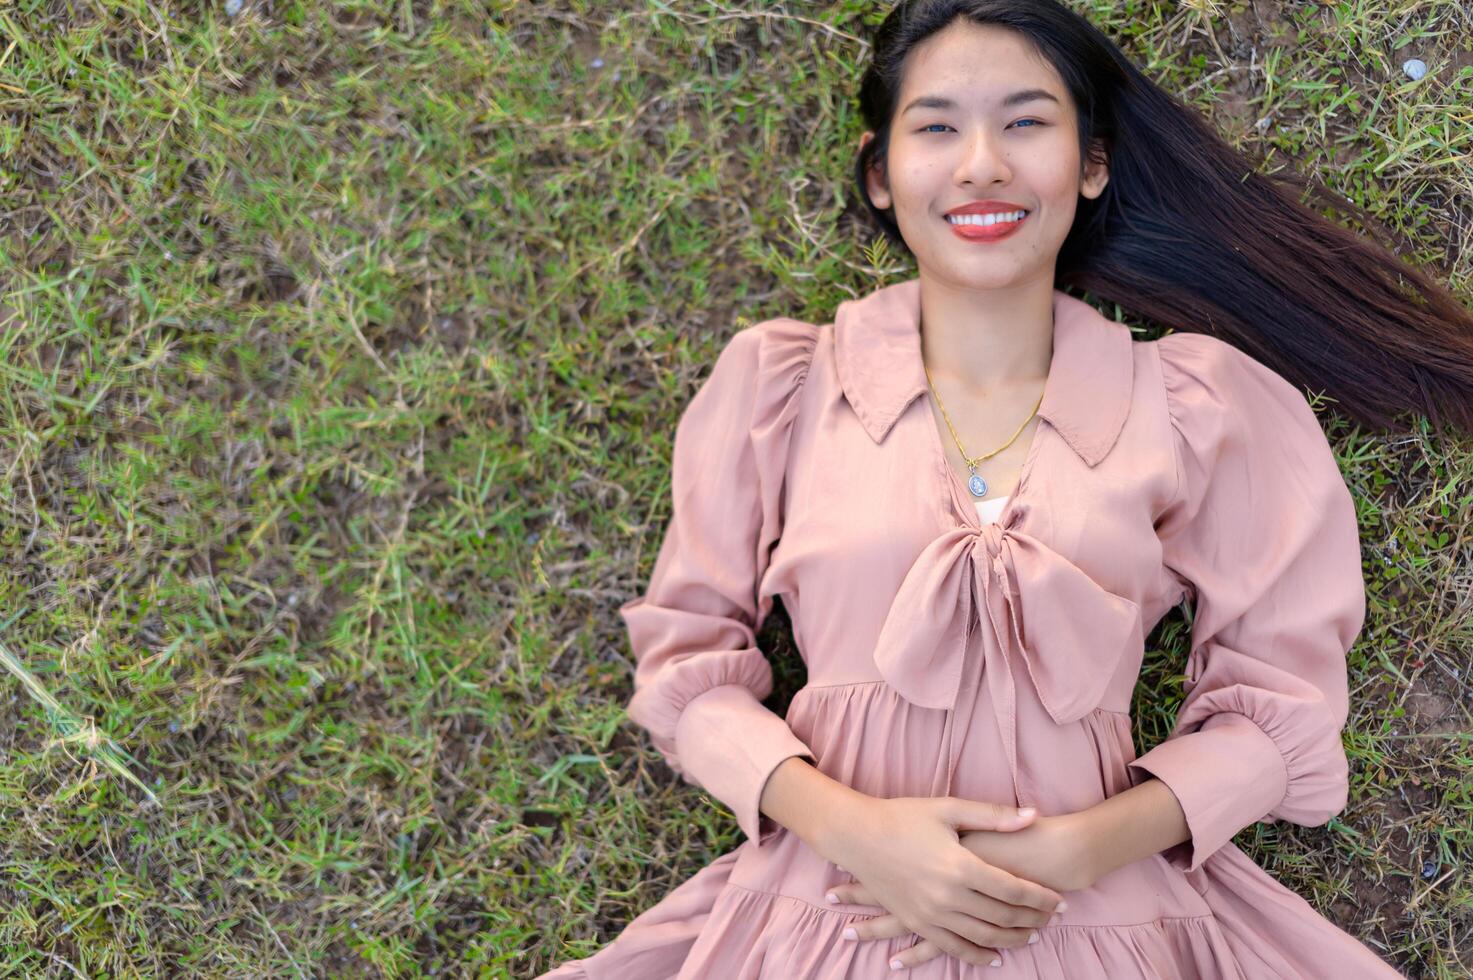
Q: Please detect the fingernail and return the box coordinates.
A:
[990,956,1003,967]
[890,958,904,971]
[825,892,838,904]
[1016,806,1036,818]
[1028,931,1040,944]
[842,926,857,940]
[1056,899,1069,912]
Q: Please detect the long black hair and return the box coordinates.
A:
[855,0,1473,436]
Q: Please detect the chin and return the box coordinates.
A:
[939,258,1033,290]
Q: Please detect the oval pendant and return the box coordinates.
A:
[967,473,988,498]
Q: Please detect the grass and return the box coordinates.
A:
[0,0,1468,977]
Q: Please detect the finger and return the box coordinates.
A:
[943,798,1038,833]
[962,854,1065,913]
[831,871,1057,924]
[953,887,1057,930]
[898,923,1003,970]
[839,913,910,942]
[887,935,965,970]
[940,907,1039,952]
[825,882,877,906]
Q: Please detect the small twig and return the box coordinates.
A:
[1405,865,1457,910]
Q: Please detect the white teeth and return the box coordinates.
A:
[947,210,1027,226]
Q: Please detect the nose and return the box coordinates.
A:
[954,127,1011,186]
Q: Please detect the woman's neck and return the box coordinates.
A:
[917,273,1055,394]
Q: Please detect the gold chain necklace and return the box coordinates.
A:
[923,362,1044,499]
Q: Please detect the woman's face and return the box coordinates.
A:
[861,20,1108,290]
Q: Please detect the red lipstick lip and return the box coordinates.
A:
[945,207,1029,242]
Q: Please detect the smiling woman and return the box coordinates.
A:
[539,1,1473,977]
[859,35,1109,300]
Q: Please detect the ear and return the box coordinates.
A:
[1080,136,1109,200]
[859,131,892,211]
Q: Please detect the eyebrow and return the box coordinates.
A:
[900,88,1061,116]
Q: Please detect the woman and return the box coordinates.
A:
[541,1,1471,976]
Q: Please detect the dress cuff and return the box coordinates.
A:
[1126,711,1289,873]
[673,684,816,848]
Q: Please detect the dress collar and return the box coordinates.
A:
[833,277,1135,466]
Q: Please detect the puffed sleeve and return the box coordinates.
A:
[1126,332,1367,874]
[619,317,820,850]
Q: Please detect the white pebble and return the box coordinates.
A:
[1402,59,1427,81]
[225,0,243,16]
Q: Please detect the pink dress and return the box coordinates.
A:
[539,277,1403,978]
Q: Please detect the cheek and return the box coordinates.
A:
[894,157,946,194]
[1041,148,1087,197]
[889,172,949,225]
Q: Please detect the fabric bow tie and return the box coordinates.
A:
[872,517,1144,806]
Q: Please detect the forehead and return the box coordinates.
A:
[899,20,1063,100]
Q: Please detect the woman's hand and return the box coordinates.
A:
[815,796,1067,970]
[828,811,1100,970]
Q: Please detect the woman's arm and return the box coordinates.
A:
[1072,776,1192,884]
[824,782,1191,970]
[760,753,1191,888]
[758,755,866,857]
[760,757,1065,968]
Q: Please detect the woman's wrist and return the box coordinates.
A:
[759,756,872,859]
[1052,809,1108,889]
[1072,778,1192,884]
